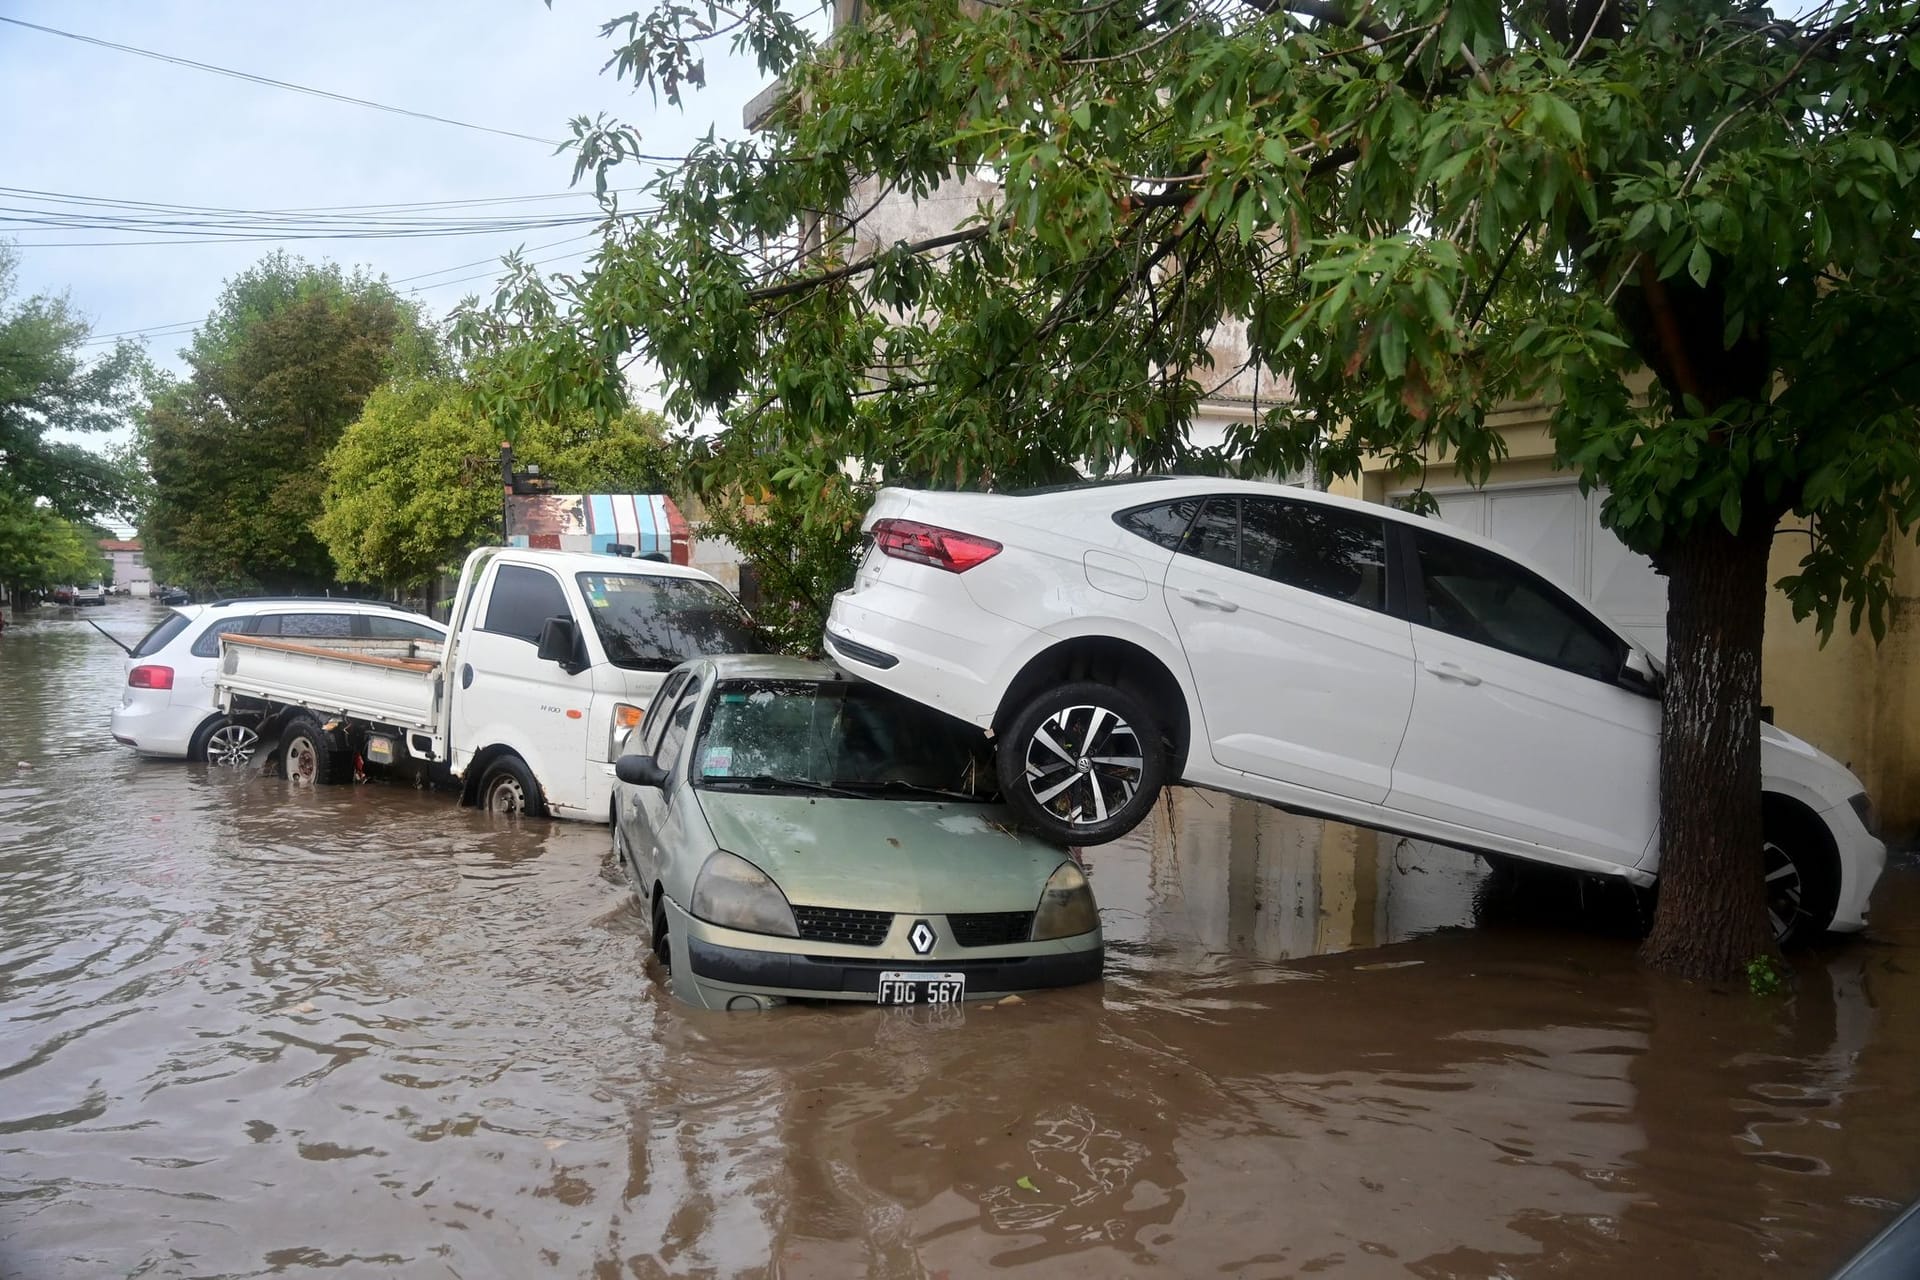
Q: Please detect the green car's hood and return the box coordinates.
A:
[694,791,1067,914]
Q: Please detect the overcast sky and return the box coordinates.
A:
[0,1,783,373]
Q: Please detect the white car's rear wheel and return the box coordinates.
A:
[997,681,1165,845]
[191,716,259,767]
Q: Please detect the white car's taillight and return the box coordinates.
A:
[870,518,1002,572]
[128,664,174,690]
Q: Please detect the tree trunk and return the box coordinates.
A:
[1639,519,1777,981]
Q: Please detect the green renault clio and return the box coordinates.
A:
[612,655,1103,1010]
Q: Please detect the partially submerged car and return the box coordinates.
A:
[612,655,1103,1010]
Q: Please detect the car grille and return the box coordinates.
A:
[792,906,893,947]
[948,912,1033,947]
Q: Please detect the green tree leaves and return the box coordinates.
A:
[140,254,440,593]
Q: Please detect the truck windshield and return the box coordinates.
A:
[693,679,998,802]
[575,573,762,671]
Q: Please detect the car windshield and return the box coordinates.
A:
[131,611,192,658]
[693,679,998,802]
[575,573,764,671]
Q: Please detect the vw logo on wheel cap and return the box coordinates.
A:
[908,919,937,955]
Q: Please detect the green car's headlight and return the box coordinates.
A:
[1031,860,1099,941]
[691,851,798,937]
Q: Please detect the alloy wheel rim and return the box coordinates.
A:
[1763,839,1804,942]
[286,737,318,786]
[205,723,258,767]
[1022,703,1145,827]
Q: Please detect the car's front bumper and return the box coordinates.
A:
[1824,796,1886,933]
[664,898,1104,1010]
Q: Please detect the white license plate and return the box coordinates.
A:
[877,971,966,1005]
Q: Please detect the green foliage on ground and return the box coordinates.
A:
[139,252,442,593]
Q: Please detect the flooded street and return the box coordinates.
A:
[3,600,1918,1279]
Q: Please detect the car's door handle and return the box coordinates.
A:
[1176,588,1239,612]
[1424,661,1482,686]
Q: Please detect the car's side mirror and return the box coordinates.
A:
[1620,647,1663,697]
[536,616,584,672]
[616,753,669,788]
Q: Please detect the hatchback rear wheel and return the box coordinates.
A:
[997,681,1165,845]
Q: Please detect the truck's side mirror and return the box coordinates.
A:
[616,754,669,788]
[536,616,583,672]
[1620,647,1663,698]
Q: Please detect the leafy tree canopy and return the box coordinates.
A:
[0,241,141,527]
[459,0,1920,979]
[142,252,442,593]
[316,375,678,589]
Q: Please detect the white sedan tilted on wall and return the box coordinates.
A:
[823,477,1886,944]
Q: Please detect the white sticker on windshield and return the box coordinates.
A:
[701,747,734,776]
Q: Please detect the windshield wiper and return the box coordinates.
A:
[829,779,992,803]
[701,774,867,799]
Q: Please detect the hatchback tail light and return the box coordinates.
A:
[870,518,1003,573]
[128,664,174,690]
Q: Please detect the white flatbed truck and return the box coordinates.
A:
[214,546,759,822]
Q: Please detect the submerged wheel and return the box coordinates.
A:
[650,891,672,971]
[281,714,349,786]
[1764,831,1837,948]
[478,755,546,818]
[996,680,1165,846]
[191,716,260,767]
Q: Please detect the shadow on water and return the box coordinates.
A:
[2,602,1917,1277]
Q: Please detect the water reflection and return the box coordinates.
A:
[1,603,1917,1278]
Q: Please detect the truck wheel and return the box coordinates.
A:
[191,715,260,767]
[478,755,547,818]
[282,714,350,786]
[996,680,1165,846]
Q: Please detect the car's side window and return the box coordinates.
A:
[640,672,689,756]
[653,675,705,777]
[365,615,443,642]
[190,617,252,658]
[481,565,572,645]
[265,613,353,639]
[1240,498,1389,611]
[1178,497,1240,570]
[1414,533,1625,682]
[1114,498,1202,552]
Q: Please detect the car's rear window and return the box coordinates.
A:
[131,612,192,658]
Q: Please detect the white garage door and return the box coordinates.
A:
[1394,481,1669,655]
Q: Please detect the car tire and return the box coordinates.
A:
[190,715,261,767]
[281,713,350,786]
[997,680,1165,846]
[650,891,672,971]
[478,754,547,818]
[1764,814,1840,948]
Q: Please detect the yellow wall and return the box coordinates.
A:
[1335,411,1920,838]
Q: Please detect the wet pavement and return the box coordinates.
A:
[3,598,1918,1279]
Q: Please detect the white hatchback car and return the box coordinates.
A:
[824,477,1886,943]
[111,599,447,764]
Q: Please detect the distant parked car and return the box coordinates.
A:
[71,583,107,606]
[157,585,192,606]
[612,654,1103,1010]
[51,585,75,605]
[110,598,447,763]
[823,476,1886,944]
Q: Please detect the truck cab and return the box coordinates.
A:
[442,547,761,821]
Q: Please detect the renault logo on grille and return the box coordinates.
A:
[908,919,937,955]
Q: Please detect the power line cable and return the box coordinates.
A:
[0,15,565,147]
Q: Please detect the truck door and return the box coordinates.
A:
[449,561,595,815]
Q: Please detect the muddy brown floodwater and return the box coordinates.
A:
[2,600,1918,1279]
